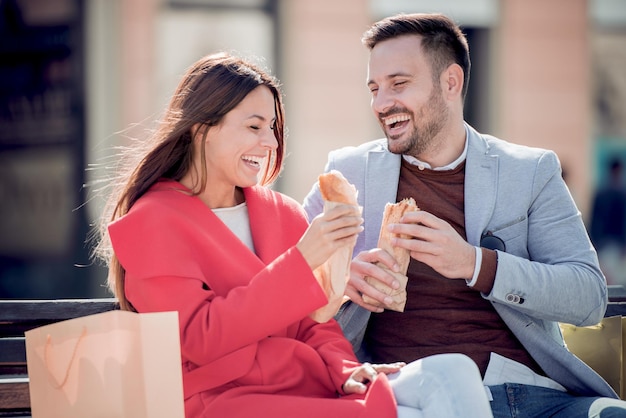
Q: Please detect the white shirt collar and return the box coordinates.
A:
[402,126,469,171]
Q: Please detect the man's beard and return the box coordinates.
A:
[387,88,448,157]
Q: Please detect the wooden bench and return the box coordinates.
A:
[0,298,118,417]
[1,288,625,417]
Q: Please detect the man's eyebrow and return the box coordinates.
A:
[367,72,413,86]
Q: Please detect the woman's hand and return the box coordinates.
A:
[297,204,363,271]
[342,362,405,395]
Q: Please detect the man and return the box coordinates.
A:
[303,13,626,417]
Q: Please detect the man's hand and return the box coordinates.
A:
[342,362,405,395]
[346,210,476,310]
[389,210,475,280]
[347,249,402,312]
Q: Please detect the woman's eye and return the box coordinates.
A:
[250,125,260,130]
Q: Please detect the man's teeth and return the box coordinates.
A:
[384,114,410,126]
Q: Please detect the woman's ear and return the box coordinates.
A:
[190,123,206,141]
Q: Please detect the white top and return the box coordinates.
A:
[212,202,255,253]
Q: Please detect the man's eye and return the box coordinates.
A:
[394,81,406,87]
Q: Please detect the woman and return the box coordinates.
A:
[92,52,492,418]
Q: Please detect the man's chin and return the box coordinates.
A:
[386,136,408,155]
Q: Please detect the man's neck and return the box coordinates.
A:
[407,122,467,169]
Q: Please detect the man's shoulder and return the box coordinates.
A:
[476,131,555,161]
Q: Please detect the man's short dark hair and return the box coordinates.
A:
[362,13,471,101]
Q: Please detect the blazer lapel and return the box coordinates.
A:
[364,143,402,250]
[464,124,498,246]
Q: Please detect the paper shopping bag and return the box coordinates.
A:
[25,310,185,418]
[560,315,623,399]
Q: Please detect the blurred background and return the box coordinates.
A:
[1,0,625,299]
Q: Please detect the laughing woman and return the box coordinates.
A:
[91,52,491,418]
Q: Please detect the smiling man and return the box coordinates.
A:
[303,12,626,418]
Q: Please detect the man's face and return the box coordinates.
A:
[367,35,449,157]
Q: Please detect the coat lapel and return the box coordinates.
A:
[364,143,402,250]
[464,124,498,245]
[244,186,307,266]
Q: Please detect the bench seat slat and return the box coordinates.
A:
[605,302,626,318]
[0,378,30,410]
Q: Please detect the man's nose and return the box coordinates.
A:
[371,89,394,115]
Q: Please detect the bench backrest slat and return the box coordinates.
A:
[0,298,119,337]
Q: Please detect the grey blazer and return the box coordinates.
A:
[302,123,616,398]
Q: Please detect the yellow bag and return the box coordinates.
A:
[25,310,185,418]
[560,316,625,399]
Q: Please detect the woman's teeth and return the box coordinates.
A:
[242,156,263,167]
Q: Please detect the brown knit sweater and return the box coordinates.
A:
[363,158,544,377]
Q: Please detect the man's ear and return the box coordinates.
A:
[442,63,464,100]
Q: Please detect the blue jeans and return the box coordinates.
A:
[488,384,626,417]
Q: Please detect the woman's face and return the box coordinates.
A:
[203,85,278,198]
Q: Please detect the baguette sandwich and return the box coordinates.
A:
[309,170,359,323]
[362,197,419,312]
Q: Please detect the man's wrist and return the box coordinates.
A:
[465,246,481,287]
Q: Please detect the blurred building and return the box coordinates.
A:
[1,0,625,298]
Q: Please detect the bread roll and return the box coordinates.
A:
[318,170,358,205]
[309,170,359,323]
[362,198,418,312]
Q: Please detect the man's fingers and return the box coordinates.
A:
[351,275,396,307]
[356,248,401,272]
[354,258,400,288]
[345,286,384,312]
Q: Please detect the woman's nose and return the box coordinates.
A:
[261,129,278,150]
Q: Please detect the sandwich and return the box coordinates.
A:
[362,197,419,312]
[309,170,359,322]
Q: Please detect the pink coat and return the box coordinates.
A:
[108,180,396,418]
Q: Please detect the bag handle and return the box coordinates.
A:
[44,327,87,388]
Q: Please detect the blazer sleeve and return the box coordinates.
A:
[486,149,607,326]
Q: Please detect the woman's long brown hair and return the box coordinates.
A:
[91,53,285,311]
